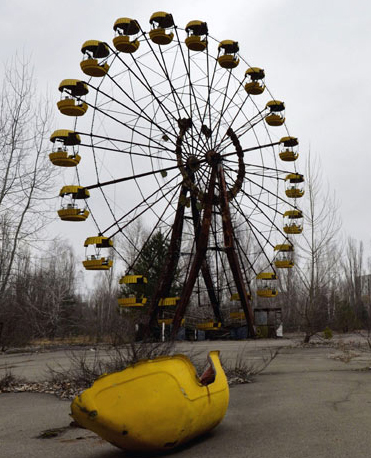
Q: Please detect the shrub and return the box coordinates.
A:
[323,326,333,340]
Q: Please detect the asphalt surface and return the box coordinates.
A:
[1,338,371,458]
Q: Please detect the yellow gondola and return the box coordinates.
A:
[244,67,265,95]
[265,100,285,126]
[80,40,110,77]
[81,59,109,77]
[57,79,89,116]
[280,136,299,161]
[117,296,147,307]
[83,236,113,271]
[83,257,113,270]
[59,185,90,199]
[285,173,305,198]
[84,236,113,248]
[58,186,90,222]
[196,321,222,330]
[230,311,245,320]
[113,18,141,53]
[50,129,81,145]
[49,130,81,168]
[280,150,299,161]
[283,224,303,235]
[217,40,239,69]
[185,20,208,51]
[158,297,180,306]
[49,149,80,167]
[158,318,185,325]
[256,272,277,298]
[70,351,229,452]
[274,244,294,268]
[57,99,88,117]
[230,293,251,301]
[149,12,174,45]
[58,79,88,97]
[119,275,148,284]
[58,206,89,222]
[283,209,303,234]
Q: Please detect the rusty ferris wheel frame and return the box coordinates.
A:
[52,14,302,341]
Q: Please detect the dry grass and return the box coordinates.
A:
[46,342,176,391]
[223,346,280,384]
[1,342,281,399]
[0,367,23,391]
[30,335,98,347]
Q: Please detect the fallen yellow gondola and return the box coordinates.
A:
[70,351,229,452]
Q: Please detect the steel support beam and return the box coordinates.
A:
[146,184,188,334]
[190,194,223,324]
[170,168,217,339]
[217,164,255,337]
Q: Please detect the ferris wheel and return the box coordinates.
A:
[50,12,304,339]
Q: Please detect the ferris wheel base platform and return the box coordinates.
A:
[70,350,229,452]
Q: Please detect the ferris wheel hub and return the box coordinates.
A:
[206,150,221,166]
[186,155,200,172]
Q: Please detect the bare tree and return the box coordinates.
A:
[0,240,85,348]
[0,54,55,342]
[340,238,367,327]
[295,152,342,342]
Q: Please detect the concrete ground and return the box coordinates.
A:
[1,337,371,457]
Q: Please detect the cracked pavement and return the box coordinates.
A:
[1,338,371,458]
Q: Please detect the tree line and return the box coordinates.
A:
[0,56,370,348]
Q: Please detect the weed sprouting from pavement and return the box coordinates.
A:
[223,346,280,384]
[1,342,282,398]
[46,341,178,391]
[0,367,23,391]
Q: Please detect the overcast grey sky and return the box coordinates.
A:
[1,0,370,260]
